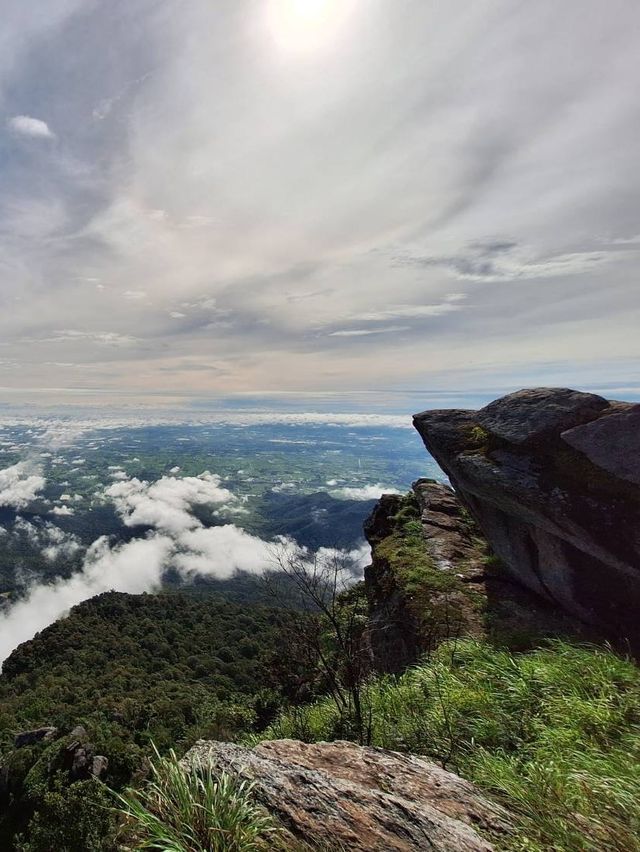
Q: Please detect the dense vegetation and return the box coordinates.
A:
[0,590,310,849]
[261,638,640,851]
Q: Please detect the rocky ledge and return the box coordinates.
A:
[364,478,590,672]
[182,738,511,851]
[413,388,640,652]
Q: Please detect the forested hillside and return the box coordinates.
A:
[0,591,309,848]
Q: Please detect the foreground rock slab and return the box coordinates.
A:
[414,388,640,652]
[183,739,510,851]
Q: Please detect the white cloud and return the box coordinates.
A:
[124,290,147,300]
[330,483,401,500]
[174,525,280,579]
[50,504,74,516]
[14,517,82,561]
[105,471,234,534]
[354,303,464,322]
[0,2,639,400]
[0,463,45,509]
[316,541,371,578]
[329,326,410,337]
[399,244,610,283]
[8,114,55,139]
[41,330,138,347]
[0,534,174,664]
[0,458,372,663]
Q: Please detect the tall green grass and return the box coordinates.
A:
[113,746,278,851]
[259,639,640,851]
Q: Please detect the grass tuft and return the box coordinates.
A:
[112,745,278,851]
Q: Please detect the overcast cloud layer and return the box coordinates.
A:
[1,0,639,406]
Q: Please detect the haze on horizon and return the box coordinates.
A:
[1,0,639,410]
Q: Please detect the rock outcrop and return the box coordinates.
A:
[63,726,109,781]
[364,482,488,672]
[183,738,511,851]
[413,388,640,652]
[364,478,591,671]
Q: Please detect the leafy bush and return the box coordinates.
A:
[15,779,114,852]
[260,638,640,851]
[113,746,278,851]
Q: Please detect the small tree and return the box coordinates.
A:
[263,544,372,744]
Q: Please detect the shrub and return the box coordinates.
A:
[113,746,279,851]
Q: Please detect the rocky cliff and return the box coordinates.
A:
[364,477,590,672]
[413,388,640,653]
[363,482,487,672]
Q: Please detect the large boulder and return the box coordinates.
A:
[413,388,640,652]
[182,739,511,851]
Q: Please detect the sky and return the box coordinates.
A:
[1,0,639,411]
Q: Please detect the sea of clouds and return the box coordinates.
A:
[0,459,370,666]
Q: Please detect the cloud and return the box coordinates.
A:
[0,459,372,663]
[173,525,281,579]
[328,326,410,337]
[14,517,82,562]
[352,301,465,323]
[316,541,371,578]
[396,243,609,283]
[105,472,234,533]
[7,114,54,139]
[0,463,45,509]
[34,330,139,347]
[0,1,637,401]
[50,504,74,516]
[0,534,174,664]
[330,483,402,500]
[0,522,367,664]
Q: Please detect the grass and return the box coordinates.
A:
[258,638,640,852]
[112,746,279,851]
[378,494,461,599]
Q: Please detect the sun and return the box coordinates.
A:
[265,0,353,54]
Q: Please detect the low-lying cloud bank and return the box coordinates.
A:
[0,468,371,666]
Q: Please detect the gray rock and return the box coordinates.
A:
[14,727,57,748]
[476,388,608,445]
[182,739,511,851]
[561,404,640,486]
[69,725,87,740]
[363,479,591,671]
[91,755,109,778]
[413,387,640,653]
[70,746,91,779]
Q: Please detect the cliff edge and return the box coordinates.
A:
[413,388,640,653]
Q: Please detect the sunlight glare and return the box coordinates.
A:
[265,0,353,54]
